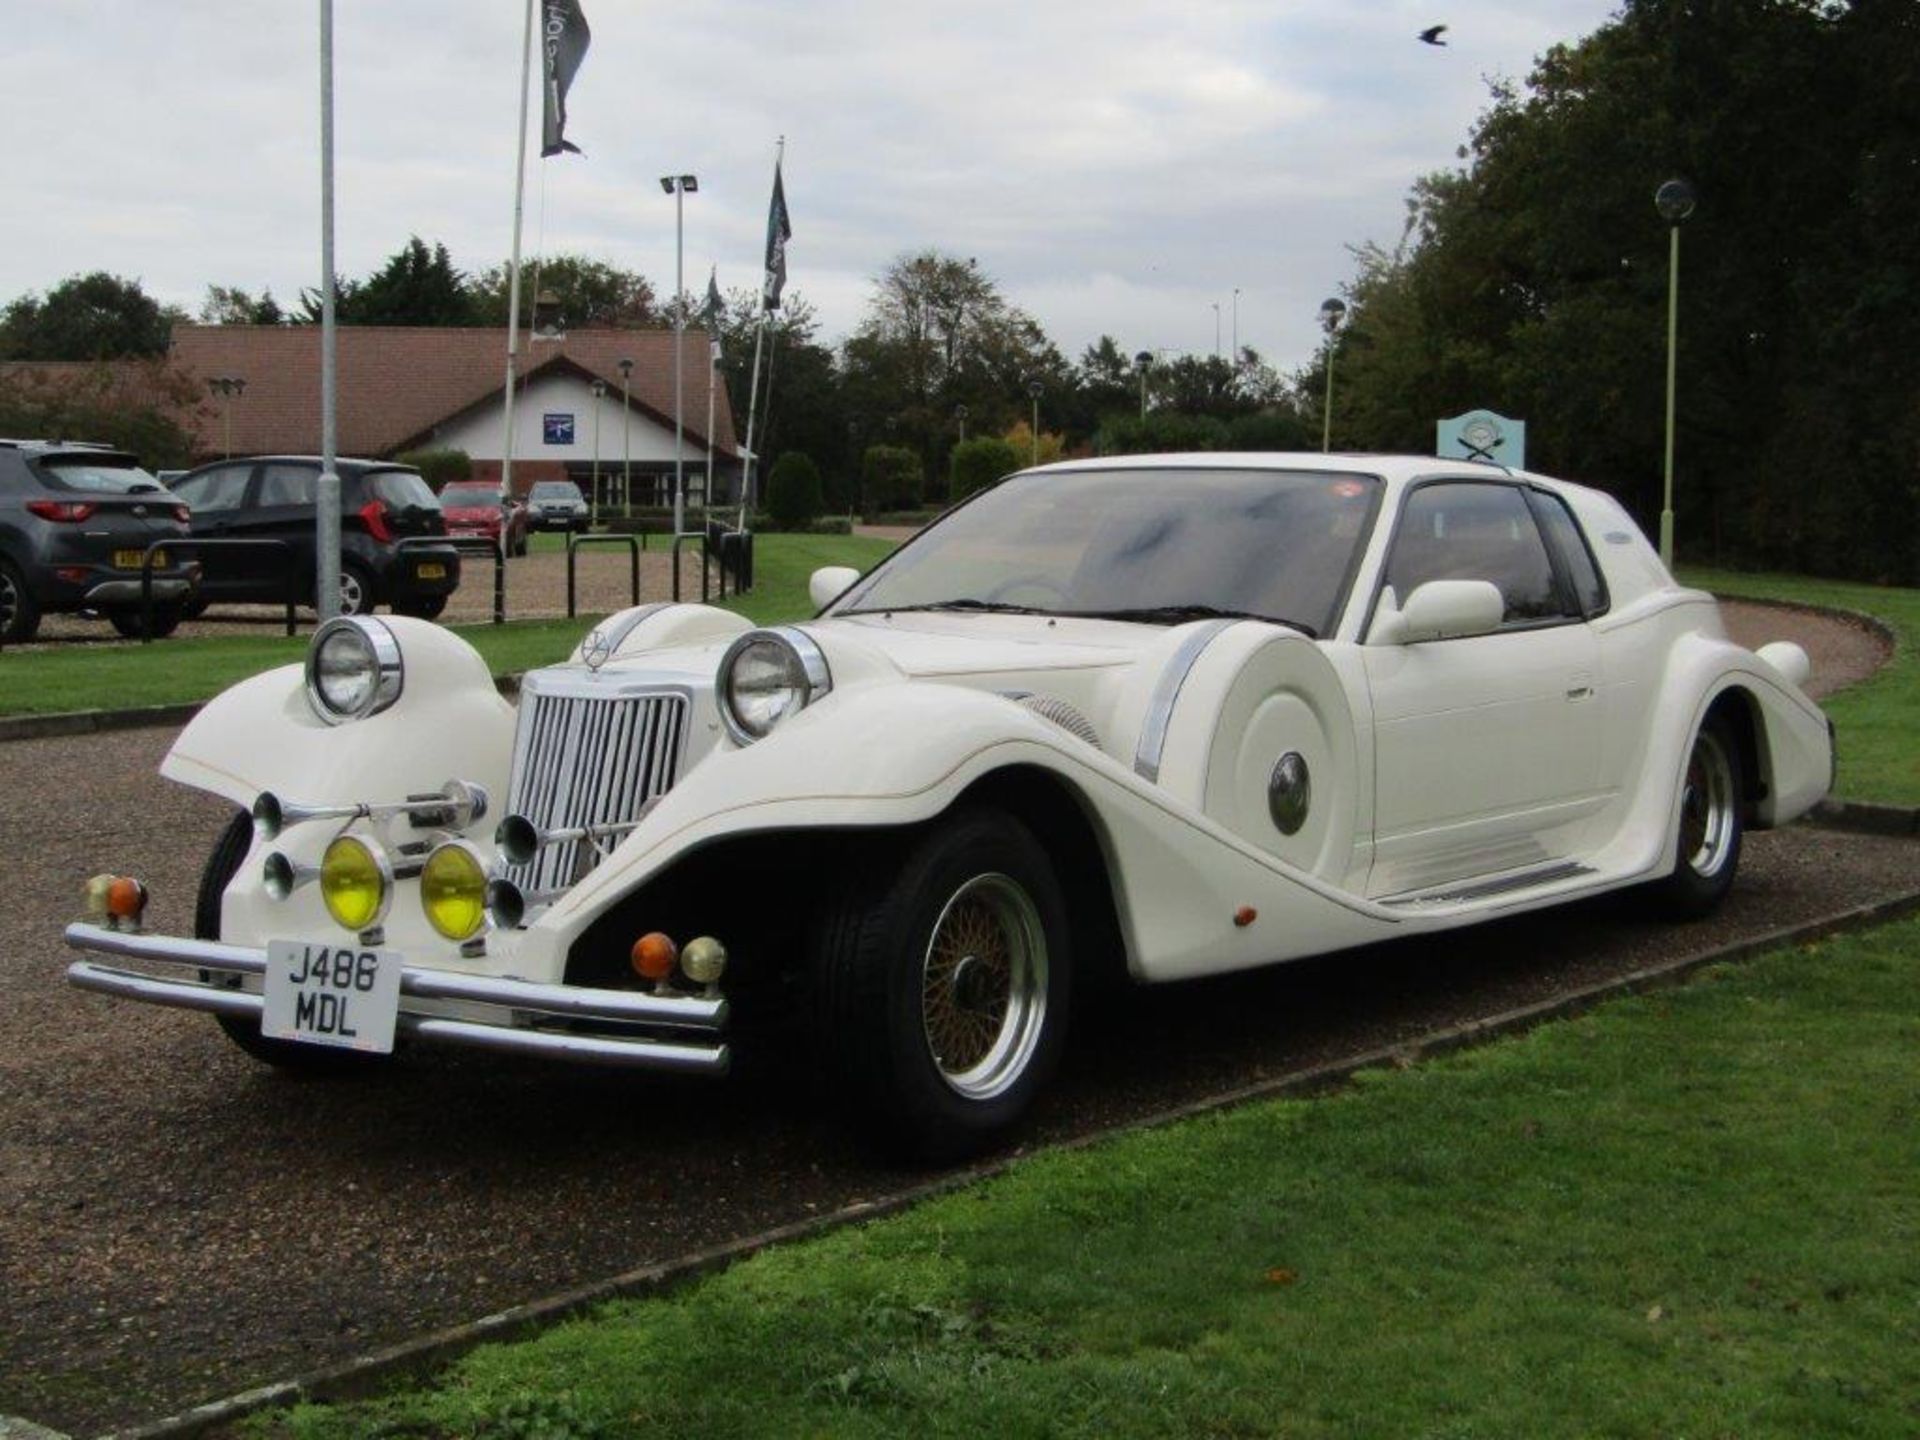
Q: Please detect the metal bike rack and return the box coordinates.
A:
[566,533,641,618]
[139,538,297,643]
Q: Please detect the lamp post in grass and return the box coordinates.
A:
[1135,350,1153,418]
[589,377,607,526]
[1027,378,1043,467]
[1655,177,1697,569]
[1317,298,1347,453]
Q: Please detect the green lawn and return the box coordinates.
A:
[0,534,894,718]
[259,916,1920,1440]
[1682,566,1920,806]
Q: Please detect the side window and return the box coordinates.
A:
[1384,482,1573,625]
[171,465,252,513]
[1527,490,1609,618]
[256,463,318,507]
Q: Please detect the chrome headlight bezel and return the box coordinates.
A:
[305,616,404,724]
[716,627,832,746]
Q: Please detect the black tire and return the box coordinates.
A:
[811,808,1072,1161]
[1652,717,1744,918]
[337,561,376,616]
[108,606,182,639]
[180,594,209,620]
[0,556,40,644]
[392,594,447,621]
[199,810,372,1072]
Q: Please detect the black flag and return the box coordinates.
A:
[704,268,725,360]
[540,1,591,157]
[762,161,792,311]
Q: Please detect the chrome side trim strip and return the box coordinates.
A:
[1132,620,1237,783]
[64,922,725,1032]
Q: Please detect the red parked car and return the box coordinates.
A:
[439,480,531,556]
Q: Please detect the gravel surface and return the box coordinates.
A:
[0,602,1908,1435]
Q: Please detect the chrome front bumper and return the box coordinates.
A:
[63,922,729,1076]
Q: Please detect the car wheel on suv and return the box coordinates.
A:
[0,556,40,643]
[107,606,184,640]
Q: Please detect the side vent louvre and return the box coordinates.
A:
[1011,693,1102,750]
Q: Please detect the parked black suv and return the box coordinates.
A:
[169,456,460,618]
[0,440,199,643]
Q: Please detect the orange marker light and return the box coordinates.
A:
[631,932,679,982]
[1233,906,1257,929]
[107,876,149,922]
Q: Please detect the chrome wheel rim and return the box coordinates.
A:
[1679,729,1736,877]
[0,568,17,636]
[920,872,1048,1101]
[339,571,367,615]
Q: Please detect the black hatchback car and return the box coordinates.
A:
[0,440,199,642]
[168,456,460,618]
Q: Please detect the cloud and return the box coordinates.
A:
[0,0,1617,371]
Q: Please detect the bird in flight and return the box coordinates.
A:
[1419,24,1449,45]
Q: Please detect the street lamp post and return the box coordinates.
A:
[1655,178,1696,569]
[1135,350,1152,418]
[1231,288,1240,365]
[659,173,698,536]
[589,378,607,525]
[1212,301,1221,360]
[616,356,633,519]
[1317,298,1347,453]
[955,403,968,445]
[1026,379,1043,466]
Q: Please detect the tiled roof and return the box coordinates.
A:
[167,325,738,460]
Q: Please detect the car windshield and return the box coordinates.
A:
[834,466,1383,637]
[366,470,439,509]
[36,456,167,495]
[531,483,580,500]
[439,483,500,504]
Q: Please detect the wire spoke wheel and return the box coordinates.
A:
[0,567,18,635]
[1679,727,1736,878]
[920,872,1048,1102]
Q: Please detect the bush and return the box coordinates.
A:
[949,437,1021,501]
[395,447,472,490]
[1093,412,1229,456]
[862,445,924,512]
[765,451,825,529]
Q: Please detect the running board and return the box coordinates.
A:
[1382,860,1596,909]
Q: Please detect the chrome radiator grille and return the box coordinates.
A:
[504,681,689,894]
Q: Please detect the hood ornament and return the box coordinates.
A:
[581,627,613,673]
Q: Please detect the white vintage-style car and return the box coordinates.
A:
[67,454,1833,1157]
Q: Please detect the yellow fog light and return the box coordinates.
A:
[321,835,391,933]
[421,841,488,941]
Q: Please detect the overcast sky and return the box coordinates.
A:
[5,0,1620,374]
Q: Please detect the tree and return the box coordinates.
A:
[861,445,925,514]
[841,252,1067,486]
[0,272,183,359]
[950,436,1020,500]
[710,288,853,507]
[1318,0,1920,581]
[764,451,824,528]
[304,238,474,326]
[0,359,202,467]
[199,285,287,326]
[471,253,658,329]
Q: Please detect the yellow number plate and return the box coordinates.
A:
[416,562,447,580]
[114,549,164,569]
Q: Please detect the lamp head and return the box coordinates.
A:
[1654,178,1696,224]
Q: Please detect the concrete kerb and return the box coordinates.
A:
[98,880,1920,1440]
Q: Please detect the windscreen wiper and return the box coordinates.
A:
[842,599,1048,616]
[1061,604,1317,637]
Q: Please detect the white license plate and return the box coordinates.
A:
[262,939,403,1053]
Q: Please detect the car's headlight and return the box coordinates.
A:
[717,627,831,745]
[305,616,403,724]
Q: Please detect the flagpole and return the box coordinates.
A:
[705,320,719,525]
[737,315,766,532]
[497,0,536,581]
[316,0,341,620]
